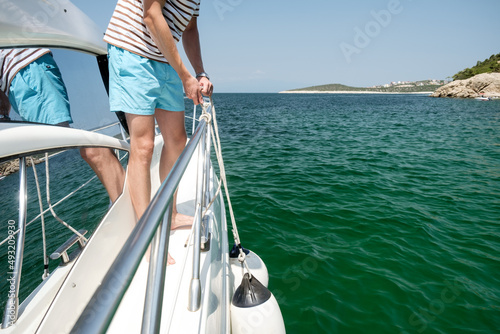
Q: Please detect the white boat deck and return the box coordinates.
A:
[1,134,230,333]
[108,227,204,334]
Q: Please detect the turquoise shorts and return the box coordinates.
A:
[107,44,185,115]
[8,53,72,125]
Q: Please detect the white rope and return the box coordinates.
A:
[45,153,88,243]
[200,103,222,216]
[201,99,241,243]
[200,98,252,277]
[202,141,222,217]
[30,158,49,280]
[0,151,129,247]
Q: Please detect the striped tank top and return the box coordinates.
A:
[0,48,50,94]
[104,0,200,63]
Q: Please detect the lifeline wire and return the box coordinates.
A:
[45,153,88,243]
[0,151,129,247]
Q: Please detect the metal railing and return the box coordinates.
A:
[1,157,27,329]
[72,102,213,333]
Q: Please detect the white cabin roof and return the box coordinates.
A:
[0,123,129,161]
[0,0,106,55]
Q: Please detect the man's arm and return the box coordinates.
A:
[143,0,203,104]
[183,17,213,96]
[0,90,11,118]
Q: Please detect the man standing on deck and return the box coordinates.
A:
[104,0,213,263]
[0,48,125,202]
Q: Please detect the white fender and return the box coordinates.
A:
[229,248,269,295]
[230,274,286,334]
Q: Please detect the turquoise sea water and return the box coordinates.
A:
[1,93,499,333]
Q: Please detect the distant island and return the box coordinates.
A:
[280,80,446,94]
[282,53,500,97]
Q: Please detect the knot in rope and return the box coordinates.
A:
[199,101,212,124]
[199,111,212,124]
[238,250,246,263]
[238,249,252,279]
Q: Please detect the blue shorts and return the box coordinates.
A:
[9,53,72,125]
[107,45,185,115]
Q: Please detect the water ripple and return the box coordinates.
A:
[216,94,500,333]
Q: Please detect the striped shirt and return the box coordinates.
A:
[0,48,50,94]
[104,0,200,63]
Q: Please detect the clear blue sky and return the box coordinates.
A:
[72,0,500,92]
[34,0,499,129]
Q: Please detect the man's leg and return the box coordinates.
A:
[124,113,156,219]
[154,108,193,230]
[122,113,174,263]
[80,147,125,203]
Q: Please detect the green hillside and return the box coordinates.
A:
[291,83,362,92]
[453,53,500,80]
[288,80,444,93]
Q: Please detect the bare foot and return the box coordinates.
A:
[163,213,193,265]
[136,208,190,266]
[171,212,194,230]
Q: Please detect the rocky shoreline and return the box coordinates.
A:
[0,157,44,177]
[431,73,500,98]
